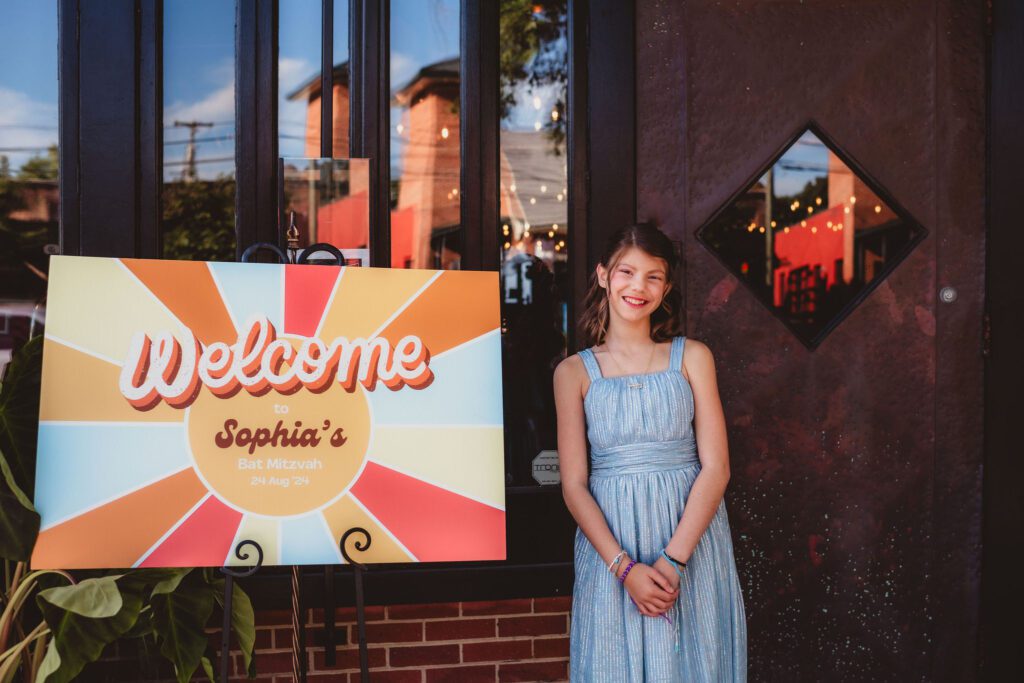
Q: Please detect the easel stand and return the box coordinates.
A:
[338,528,373,683]
[234,228,375,683]
[219,540,264,683]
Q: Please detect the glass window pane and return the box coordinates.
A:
[280,0,325,158]
[697,128,926,347]
[499,1,569,486]
[390,0,461,269]
[162,0,236,261]
[0,0,58,364]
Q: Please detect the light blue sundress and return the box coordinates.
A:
[570,336,747,682]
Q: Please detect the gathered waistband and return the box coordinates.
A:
[590,439,698,477]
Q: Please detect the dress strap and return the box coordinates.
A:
[669,336,687,372]
[578,348,603,382]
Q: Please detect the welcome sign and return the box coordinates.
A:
[32,256,505,569]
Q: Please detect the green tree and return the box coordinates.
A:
[161,177,237,262]
[500,0,568,154]
[17,145,59,181]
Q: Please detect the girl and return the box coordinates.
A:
[554,223,747,681]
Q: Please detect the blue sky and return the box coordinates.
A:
[0,0,561,179]
[0,0,59,171]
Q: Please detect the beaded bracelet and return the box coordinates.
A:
[618,560,637,584]
[607,550,626,574]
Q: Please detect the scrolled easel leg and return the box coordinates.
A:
[340,527,372,683]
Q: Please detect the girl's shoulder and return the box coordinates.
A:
[554,351,588,381]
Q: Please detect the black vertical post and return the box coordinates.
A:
[139,0,162,258]
[236,0,279,255]
[983,0,1024,678]
[58,0,80,257]
[460,0,499,272]
[567,0,589,352]
[586,0,634,265]
[321,0,334,158]
[350,0,390,267]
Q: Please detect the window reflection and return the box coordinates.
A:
[0,0,58,364]
[281,0,350,159]
[499,1,569,485]
[279,158,369,264]
[698,128,925,347]
[390,0,461,269]
[162,0,236,261]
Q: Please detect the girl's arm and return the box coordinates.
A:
[554,355,676,616]
[654,340,731,586]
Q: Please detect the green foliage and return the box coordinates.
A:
[0,337,42,561]
[162,177,237,262]
[16,148,58,182]
[499,0,568,154]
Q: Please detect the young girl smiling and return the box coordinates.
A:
[555,223,746,681]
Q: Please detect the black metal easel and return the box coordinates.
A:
[234,215,375,683]
[219,540,264,683]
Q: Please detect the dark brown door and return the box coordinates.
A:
[636,2,985,680]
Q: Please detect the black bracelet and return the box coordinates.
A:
[662,549,687,568]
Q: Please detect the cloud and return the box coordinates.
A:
[164,81,235,127]
[0,87,58,171]
[390,52,418,90]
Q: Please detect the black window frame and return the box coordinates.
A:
[57,0,637,606]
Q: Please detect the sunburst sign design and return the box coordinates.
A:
[31,256,506,569]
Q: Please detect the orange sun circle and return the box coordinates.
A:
[187,380,371,517]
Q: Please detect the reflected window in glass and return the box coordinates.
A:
[390,0,461,269]
[0,1,58,362]
[499,1,569,486]
[279,0,350,159]
[162,0,237,261]
[279,158,369,264]
[697,127,926,348]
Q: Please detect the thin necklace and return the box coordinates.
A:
[603,340,657,389]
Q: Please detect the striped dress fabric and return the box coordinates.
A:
[570,336,747,682]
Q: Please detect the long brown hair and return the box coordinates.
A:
[578,223,683,347]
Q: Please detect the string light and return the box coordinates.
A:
[874,205,881,213]
[552,223,559,230]
[452,188,458,196]
[540,185,547,193]
[504,241,511,249]
[815,197,822,206]
[547,230,555,238]
[758,226,765,233]
[510,184,517,192]
[784,227,790,233]
[844,207,851,214]
[801,220,807,227]
[770,220,777,228]
[533,95,542,110]
[530,197,537,205]
[556,193,563,201]
[441,127,449,139]
[396,123,404,134]
[534,121,542,131]
[811,226,817,234]
[849,195,857,203]
[551,110,559,121]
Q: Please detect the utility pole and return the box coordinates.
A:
[173,120,213,181]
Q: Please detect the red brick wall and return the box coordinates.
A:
[238,597,571,683]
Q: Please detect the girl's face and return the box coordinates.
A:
[597,246,671,327]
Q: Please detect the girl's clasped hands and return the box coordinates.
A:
[616,553,683,618]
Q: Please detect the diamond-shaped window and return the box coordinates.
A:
[696,124,927,348]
